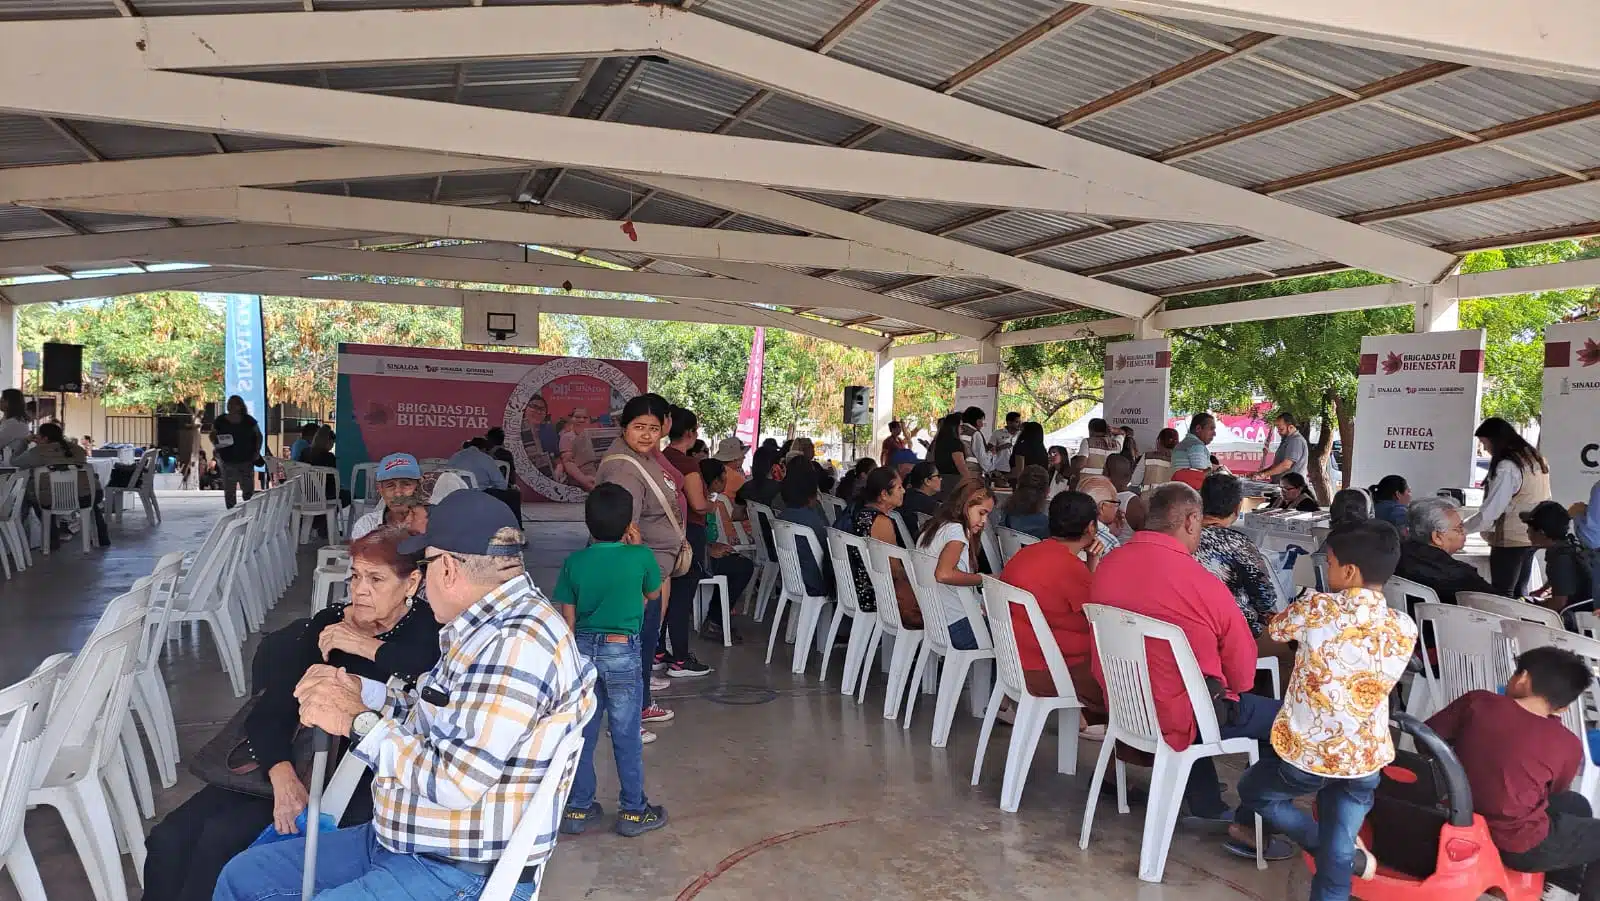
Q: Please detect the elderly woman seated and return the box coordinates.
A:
[1393,495,1495,606]
[141,528,442,901]
[1195,473,1282,640]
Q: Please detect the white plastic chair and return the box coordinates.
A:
[128,553,186,793]
[495,459,513,485]
[1575,611,1600,640]
[995,526,1039,567]
[1458,591,1564,629]
[887,510,914,549]
[0,654,69,901]
[859,538,925,720]
[905,549,995,748]
[29,598,150,901]
[1080,604,1265,883]
[168,515,252,697]
[105,454,160,526]
[744,503,782,622]
[822,529,878,696]
[768,520,833,675]
[1383,575,1440,614]
[1498,620,1600,807]
[312,558,351,615]
[972,576,1084,810]
[291,465,343,545]
[978,519,1003,573]
[38,467,93,554]
[1412,602,1507,720]
[0,473,30,575]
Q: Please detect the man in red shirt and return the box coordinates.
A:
[1089,482,1279,822]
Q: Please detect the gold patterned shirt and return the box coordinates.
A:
[1267,587,1417,778]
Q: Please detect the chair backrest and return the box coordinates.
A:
[1498,620,1600,783]
[33,608,146,784]
[982,576,1078,703]
[978,520,1003,573]
[0,472,17,524]
[1412,602,1508,709]
[711,494,750,548]
[481,723,591,901]
[746,502,780,564]
[1458,592,1564,629]
[1383,575,1440,614]
[818,494,845,524]
[496,460,513,484]
[909,547,992,654]
[444,467,479,490]
[349,462,379,504]
[887,510,913,550]
[139,551,188,672]
[176,517,248,613]
[307,464,341,500]
[826,528,865,616]
[1083,603,1223,749]
[1574,611,1600,641]
[0,654,70,861]
[1291,553,1318,592]
[995,526,1039,567]
[864,536,916,633]
[770,519,824,602]
[264,454,287,484]
[39,467,82,511]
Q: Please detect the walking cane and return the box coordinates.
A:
[302,727,332,899]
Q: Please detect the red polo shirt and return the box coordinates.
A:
[1088,531,1257,751]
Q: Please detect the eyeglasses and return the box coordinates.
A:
[417,551,466,573]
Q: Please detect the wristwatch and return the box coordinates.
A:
[350,709,382,741]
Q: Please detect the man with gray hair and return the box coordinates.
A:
[1395,495,1495,607]
[1089,483,1286,848]
[217,490,596,901]
[1077,475,1125,551]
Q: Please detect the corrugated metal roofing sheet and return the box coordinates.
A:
[1370,180,1600,246]
[436,172,525,206]
[1497,121,1600,174]
[1253,39,1428,91]
[65,121,219,160]
[1175,103,1449,187]
[1024,222,1242,270]
[1287,144,1559,218]
[826,0,1068,89]
[853,129,970,160]
[0,115,91,166]
[865,201,982,231]
[1382,69,1600,134]
[948,291,1064,319]
[120,0,299,13]
[692,0,860,48]
[0,206,75,241]
[886,277,994,305]
[947,211,1106,251]
[632,192,727,229]
[0,0,117,19]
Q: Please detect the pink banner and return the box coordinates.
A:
[734,327,764,451]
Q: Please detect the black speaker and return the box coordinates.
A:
[843,386,870,425]
[41,342,83,393]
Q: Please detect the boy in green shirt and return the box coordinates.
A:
[557,482,668,837]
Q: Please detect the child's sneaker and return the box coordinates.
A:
[668,654,712,678]
[641,728,657,744]
[615,804,668,837]
[650,675,670,692]
[560,802,603,835]
[1353,837,1377,880]
[642,704,675,724]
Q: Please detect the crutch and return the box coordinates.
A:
[302,728,333,898]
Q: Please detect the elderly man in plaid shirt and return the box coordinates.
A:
[215,490,596,901]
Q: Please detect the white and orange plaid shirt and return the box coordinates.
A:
[353,574,596,863]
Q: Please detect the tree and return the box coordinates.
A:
[261,296,463,409]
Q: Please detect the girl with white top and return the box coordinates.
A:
[0,389,31,461]
[1465,417,1551,596]
[916,478,995,651]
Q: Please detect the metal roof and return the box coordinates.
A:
[0,0,1597,340]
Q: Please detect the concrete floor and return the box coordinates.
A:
[0,494,1294,901]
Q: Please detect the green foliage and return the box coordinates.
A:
[261,296,462,407]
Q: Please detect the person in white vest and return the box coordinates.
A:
[1464,417,1552,596]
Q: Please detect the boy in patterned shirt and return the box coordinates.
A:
[1223,521,1418,900]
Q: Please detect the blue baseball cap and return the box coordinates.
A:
[376,452,421,481]
[890,448,920,466]
[398,490,522,557]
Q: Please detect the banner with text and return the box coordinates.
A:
[954,363,1000,431]
[336,344,647,503]
[1542,322,1600,504]
[1352,329,1485,496]
[219,294,268,423]
[1103,338,1172,453]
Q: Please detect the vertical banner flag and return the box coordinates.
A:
[954,363,1001,430]
[1542,321,1600,504]
[735,327,764,454]
[1352,329,1486,497]
[1102,339,1172,453]
[220,294,268,421]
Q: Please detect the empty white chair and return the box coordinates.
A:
[1,654,70,901]
[744,503,782,622]
[1383,575,1440,614]
[1458,591,1564,629]
[1080,604,1264,883]
[168,516,252,697]
[291,465,343,545]
[692,576,732,648]
[38,467,93,554]
[972,576,1084,810]
[105,454,160,526]
[1498,620,1600,806]
[768,520,833,675]
[29,600,149,901]
[906,549,995,748]
[859,539,925,720]
[821,529,878,696]
[1412,602,1507,719]
[128,553,186,792]
[311,557,351,615]
[995,526,1039,568]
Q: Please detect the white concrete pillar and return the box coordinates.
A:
[976,336,1001,365]
[1132,314,1163,340]
[0,301,17,390]
[873,349,895,450]
[1414,285,1459,332]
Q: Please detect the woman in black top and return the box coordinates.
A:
[931,413,967,481]
[900,462,942,538]
[211,394,263,508]
[1007,421,1048,482]
[143,528,441,901]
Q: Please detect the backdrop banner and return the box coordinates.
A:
[954,363,1000,430]
[335,343,647,503]
[1352,329,1486,497]
[1542,321,1600,505]
[1102,338,1171,453]
[734,327,764,459]
[219,293,268,422]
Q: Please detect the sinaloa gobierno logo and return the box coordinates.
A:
[502,358,641,503]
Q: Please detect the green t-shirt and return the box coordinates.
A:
[553,541,662,635]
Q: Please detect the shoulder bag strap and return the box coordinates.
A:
[601,453,685,540]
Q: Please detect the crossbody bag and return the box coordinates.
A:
[603,453,694,577]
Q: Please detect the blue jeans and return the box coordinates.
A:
[948,617,978,650]
[640,596,661,709]
[211,822,535,900]
[567,632,647,814]
[1236,757,1380,901]
[1184,692,1281,817]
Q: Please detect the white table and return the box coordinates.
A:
[86,458,115,489]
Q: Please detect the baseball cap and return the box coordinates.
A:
[398,490,522,556]
[376,452,421,481]
[1520,500,1572,541]
[890,448,920,466]
[712,437,748,463]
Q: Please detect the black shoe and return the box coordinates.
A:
[560,802,603,835]
[615,804,668,837]
[667,655,712,678]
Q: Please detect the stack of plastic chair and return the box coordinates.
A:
[744,503,782,622]
[905,549,995,748]
[995,526,1039,567]
[1080,604,1266,883]
[105,454,160,526]
[0,472,30,577]
[167,514,251,697]
[28,592,151,901]
[312,555,352,615]
[38,467,93,554]
[822,529,879,696]
[227,500,271,632]
[0,654,69,901]
[1498,620,1600,807]
[858,538,925,720]
[971,576,1085,809]
[767,520,833,675]
[266,478,303,600]
[126,553,187,796]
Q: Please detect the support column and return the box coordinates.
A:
[1132,314,1163,340]
[873,348,895,451]
[0,300,17,390]
[976,336,1001,365]
[1414,284,1459,332]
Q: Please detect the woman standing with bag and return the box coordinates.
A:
[211,394,264,508]
[597,395,694,735]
